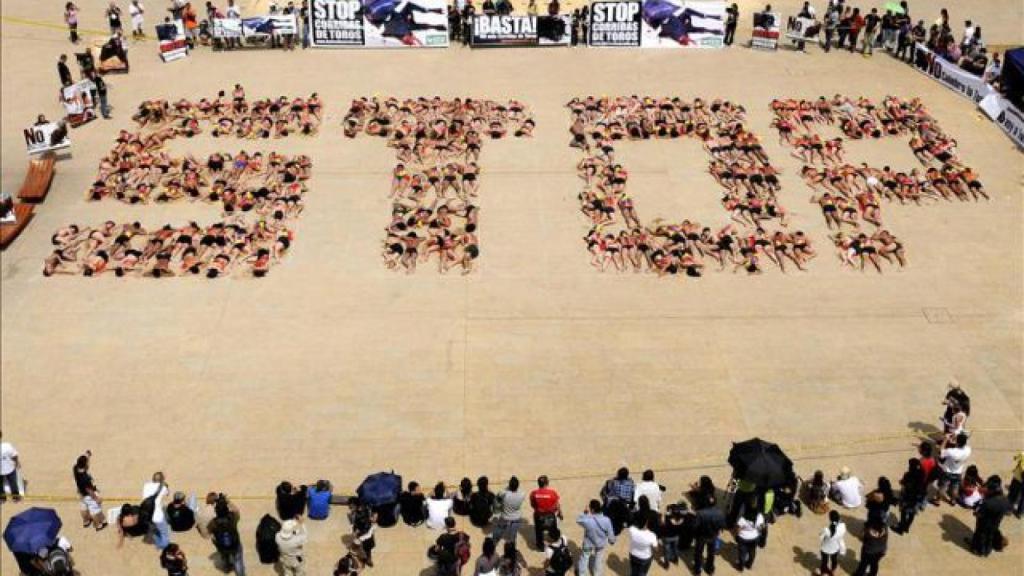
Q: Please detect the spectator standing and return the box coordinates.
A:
[693,504,725,576]
[817,510,846,576]
[861,8,879,54]
[210,495,245,576]
[334,545,364,576]
[469,476,496,528]
[493,476,525,547]
[65,2,80,43]
[73,451,107,531]
[634,470,663,511]
[433,517,469,576]
[823,4,839,52]
[58,55,73,87]
[530,475,562,550]
[142,472,171,549]
[847,8,864,52]
[1008,452,1024,519]
[895,459,925,534]
[936,433,972,505]
[627,516,657,576]
[196,492,220,538]
[543,528,572,576]
[89,71,111,119]
[852,521,888,576]
[399,481,427,526]
[129,1,146,39]
[601,467,635,534]
[160,543,189,576]
[301,0,310,48]
[830,467,864,508]
[107,2,124,35]
[427,482,455,529]
[352,503,376,567]
[166,492,196,533]
[276,518,309,576]
[865,477,896,526]
[724,3,738,46]
[659,503,690,567]
[547,0,559,16]
[474,537,501,576]
[0,432,22,503]
[733,506,764,571]
[970,476,1011,556]
[577,499,614,576]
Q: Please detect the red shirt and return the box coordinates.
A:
[919,457,937,486]
[530,487,560,515]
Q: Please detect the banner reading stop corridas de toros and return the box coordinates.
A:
[640,0,725,48]
[310,0,449,48]
[589,1,642,47]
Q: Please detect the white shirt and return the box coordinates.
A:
[130,3,144,18]
[426,497,453,529]
[226,5,241,19]
[819,522,847,555]
[940,446,972,475]
[0,442,18,475]
[831,477,863,508]
[634,481,662,510]
[735,513,764,541]
[142,482,169,524]
[627,526,657,560]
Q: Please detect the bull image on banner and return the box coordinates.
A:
[309,0,448,47]
[639,0,725,48]
[471,15,571,46]
[589,1,642,47]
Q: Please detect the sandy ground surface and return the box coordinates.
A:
[2,0,1023,575]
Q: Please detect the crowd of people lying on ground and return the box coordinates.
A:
[343,96,534,274]
[770,94,984,273]
[132,85,322,138]
[568,96,813,276]
[43,88,316,279]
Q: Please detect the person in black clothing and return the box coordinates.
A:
[88,71,111,119]
[159,543,189,576]
[865,477,896,527]
[276,481,307,520]
[970,475,1011,556]
[58,55,73,87]
[724,3,738,45]
[399,481,427,526]
[853,520,888,576]
[547,0,560,16]
[454,477,473,516]
[689,476,718,511]
[73,451,108,531]
[461,3,475,46]
[432,517,467,576]
[693,505,725,575]
[895,459,925,534]
[166,492,196,532]
[469,476,496,528]
[210,497,245,575]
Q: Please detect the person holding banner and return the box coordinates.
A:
[724,3,738,46]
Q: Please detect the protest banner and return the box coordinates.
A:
[913,43,992,104]
[23,122,71,155]
[750,11,780,50]
[588,1,642,47]
[309,0,449,48]
[639,0,725,49]
[213,14,298,45]
[61,80,97,126]
[785,15,818,44]
[156,19,188,62]
[471,14,571,47]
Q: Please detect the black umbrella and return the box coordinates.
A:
[728,438,794,488]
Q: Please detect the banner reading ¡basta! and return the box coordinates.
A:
[310,0,449,48]
[471,15,572,47]
[589,1,642,47]
[639,0,725,48]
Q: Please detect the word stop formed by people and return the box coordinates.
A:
[344,97,535,274]
[569,96,813,276]
[44,88,321,279]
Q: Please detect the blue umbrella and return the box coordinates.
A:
[4,508,62,555]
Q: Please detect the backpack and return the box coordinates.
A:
[455,534,471,565]
[138,484,163,527]
[45,548,72,575]
[548,541,572,574]
[255,514,282,564]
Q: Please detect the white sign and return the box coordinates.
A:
[914,43,992,104]
[61,80,97,116]
[980,93,1024,149]
[24,122,71,155]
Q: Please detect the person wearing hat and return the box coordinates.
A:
[275,517,308,576]
[167,492,197,532]
[829,467,864,509]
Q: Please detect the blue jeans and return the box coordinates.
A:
[578,546,606,576]
[151,520,171,549]
[492,518,521,546]
[223,547,246,576]
[661,536,680,564]
[938,472,962,501]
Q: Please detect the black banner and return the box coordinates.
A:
[588,1,641,47]
[471,15,571,47]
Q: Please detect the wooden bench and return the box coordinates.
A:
[17,155,56,203]
[0,203,35,249]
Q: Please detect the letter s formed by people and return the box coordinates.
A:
[344,97,535,275]
[44,93,319,279]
